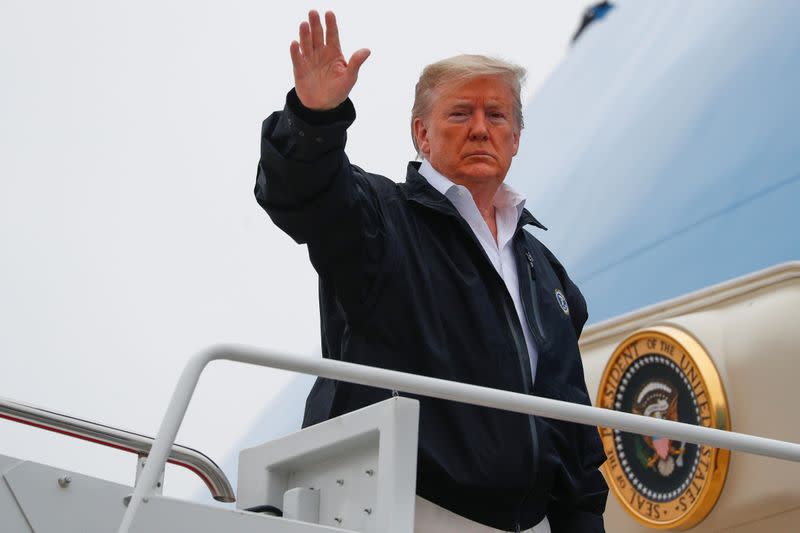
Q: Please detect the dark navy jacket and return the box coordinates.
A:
[255,89,608,532]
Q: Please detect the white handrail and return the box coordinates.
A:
[117,344,800,532]
[0,396,235,502]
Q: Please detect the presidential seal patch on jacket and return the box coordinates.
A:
[555,288,570,315]
[596,326,730,529]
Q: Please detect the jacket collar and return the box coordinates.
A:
[404,161,547,231]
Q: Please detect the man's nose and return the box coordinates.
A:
[468,109,489,141]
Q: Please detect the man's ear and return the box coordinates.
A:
[413,117,430,157]
[512,129,520,157]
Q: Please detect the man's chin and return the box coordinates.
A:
[459,163,505,183]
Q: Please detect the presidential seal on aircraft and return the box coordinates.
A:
[596,326,731,529]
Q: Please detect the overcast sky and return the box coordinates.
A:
[0,1,590,501]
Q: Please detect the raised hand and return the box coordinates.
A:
[290,10,371,111]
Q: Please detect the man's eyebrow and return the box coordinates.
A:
[447,98,509,107]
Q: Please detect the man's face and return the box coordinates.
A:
[414,75,520,187]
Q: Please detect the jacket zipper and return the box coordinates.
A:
[513,246,547,532]
[499,292,533,394]
[496,240,539,531]
[523,250,547,343]
[499,284,540,523]
[514,489,529,533]
[435,213,541,525]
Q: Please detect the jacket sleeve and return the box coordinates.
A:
[254,89,390,321]
[542,247,609,532]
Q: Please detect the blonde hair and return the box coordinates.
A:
[411,54,527,154]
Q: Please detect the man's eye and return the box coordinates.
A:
[490,112,506,119]
[450,111,467,118]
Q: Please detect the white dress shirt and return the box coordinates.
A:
[418,159,539,383]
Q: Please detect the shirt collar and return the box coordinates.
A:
[418,159,457,196]
[417,159,527,217]
[406,162,548,231]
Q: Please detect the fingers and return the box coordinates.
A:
[324,11,340,51]
[289,41,302,75]
[298,11,329,59]
[295,10,351,64]
[298,20,312,58]
[309,10,324,50]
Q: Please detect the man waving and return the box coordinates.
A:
[255,10,608,533]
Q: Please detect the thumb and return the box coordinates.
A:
[347,48,371,77]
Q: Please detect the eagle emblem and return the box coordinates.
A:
[598,328,731,528]
[554,289,569,315]
[632,381,686,477]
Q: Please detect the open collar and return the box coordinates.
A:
[404,161,547,231]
